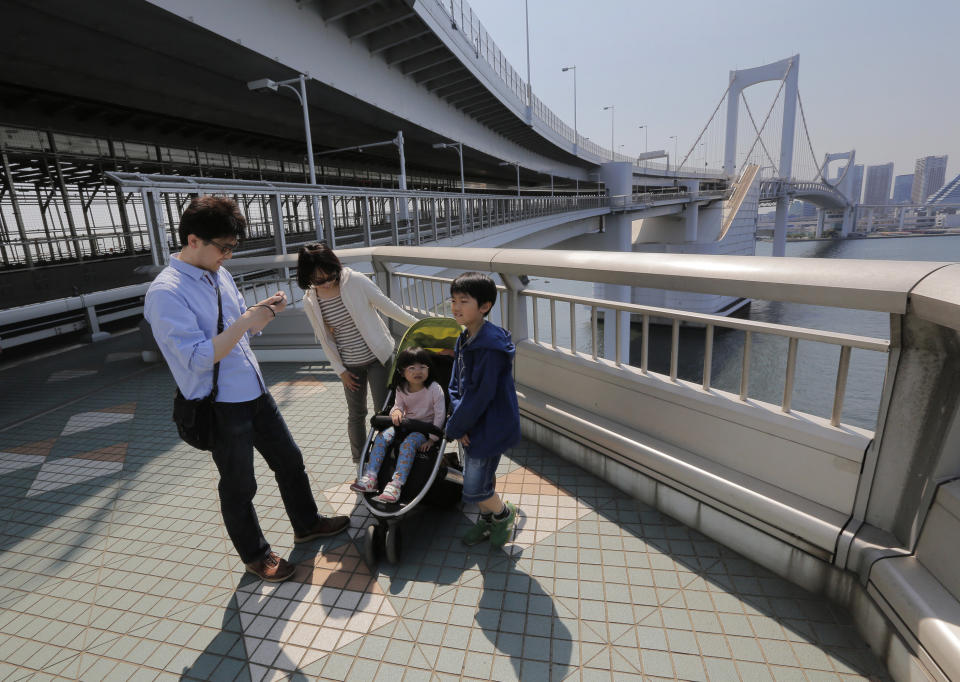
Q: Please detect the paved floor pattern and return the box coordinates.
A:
[0,334,890,680]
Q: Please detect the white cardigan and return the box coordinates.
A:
[302,267,417,376]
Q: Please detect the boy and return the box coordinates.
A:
[445,272,522,548]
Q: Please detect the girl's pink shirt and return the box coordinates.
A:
[393,382,446,441]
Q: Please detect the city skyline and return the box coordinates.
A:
[470,0,957,181]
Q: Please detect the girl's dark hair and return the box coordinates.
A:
[450,271,497,316]
[296,242,343,290]
[395,347,434,390]
[178,195,246,247]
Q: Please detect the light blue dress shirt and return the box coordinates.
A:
[144,256,265,402]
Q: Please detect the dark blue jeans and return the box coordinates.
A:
[211,393,318,563]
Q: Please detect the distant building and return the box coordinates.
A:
[911,155,948,203]
[893,174,914,204]
[837,164,863,204]
[863,163,894,206]
[927,173,960,205]
[851,164,864,204]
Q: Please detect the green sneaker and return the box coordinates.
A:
[488,501,518,548]
[462,516,493,546]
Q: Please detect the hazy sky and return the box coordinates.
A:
[469,0,958,181]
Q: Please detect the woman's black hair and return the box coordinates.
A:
[394,347,435,390]
[296,242,343,290]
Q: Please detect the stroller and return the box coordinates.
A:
[357,317,464,565]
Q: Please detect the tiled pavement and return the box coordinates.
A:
[0,333,890,681]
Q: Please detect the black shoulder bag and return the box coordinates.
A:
[172,284,224,450]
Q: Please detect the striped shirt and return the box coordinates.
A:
[317,294,377,366]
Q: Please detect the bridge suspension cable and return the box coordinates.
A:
[675,81,732,174]
[796,89,828,185]
[740,92,781,174]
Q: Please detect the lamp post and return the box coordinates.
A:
[668,135,677,173]
[247,74,321,240]
[432,141,465,193]
[638,125,647,153]
[524,0,532,120]
[498,161,521,197]
[603,105,615,161]
[561,65,577,153]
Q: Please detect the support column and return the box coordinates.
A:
[46,134,85,260]
[598,162,633,363]
[773,197,789,257]
[268,193,289,279]
[684,181,700,242]
[141,189,170,266]
[841,206,855,237]
[0,145,32,267]
[815,210,825,238]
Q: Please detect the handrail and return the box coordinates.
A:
[520,288,889,352]
[356,246,951,314]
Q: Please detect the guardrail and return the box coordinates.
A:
[0,283,148,351]
[104,173,609,267]
[246,246,957,680]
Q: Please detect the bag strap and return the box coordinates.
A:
[210,282,224,401]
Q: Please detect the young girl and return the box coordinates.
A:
[350,347,446,503]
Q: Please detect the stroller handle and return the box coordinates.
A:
[370,414,445,438]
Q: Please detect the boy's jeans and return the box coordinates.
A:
[461,453,502,504]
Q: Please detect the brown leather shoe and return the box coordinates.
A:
[293,515,351,543]
[245,551,295,583]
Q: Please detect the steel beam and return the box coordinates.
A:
[320,0,378,22]
[346,6,415,40]
[383,37,443,64]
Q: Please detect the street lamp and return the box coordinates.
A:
[602,105,615,161]
[498,161,521,197]
[561,65,577,153]
[668,135,677,172]
[247,74,321,240]
[524,0,532,118]
[638,125,648,153]
[432,141,465,194]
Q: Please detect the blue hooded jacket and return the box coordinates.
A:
[445,321,521,459]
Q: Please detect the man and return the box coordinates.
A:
[145,195,348,582]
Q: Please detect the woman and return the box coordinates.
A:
[298,242,417,462]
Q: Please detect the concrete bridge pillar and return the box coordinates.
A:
[841,206,855,237]
[683,181,700,242]
[815,210,825,238]
[773,197,789,256]
[598,162,633,363]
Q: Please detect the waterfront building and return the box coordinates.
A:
[863,162,894,206]
[893,173,914,203]
[911,155,948,203]
[851,164,864,204]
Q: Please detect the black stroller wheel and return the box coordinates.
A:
[385,524,402,564]
[363,523,384,567]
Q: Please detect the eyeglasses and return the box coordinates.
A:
[311,273,338,286]
[204,238,238,255]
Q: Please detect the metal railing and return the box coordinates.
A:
[0,283,148,350]
[345,267,887,430]
[105,173,609,267]
[520,289,886,427]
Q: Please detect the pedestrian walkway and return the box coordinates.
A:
[0,334,889,681]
